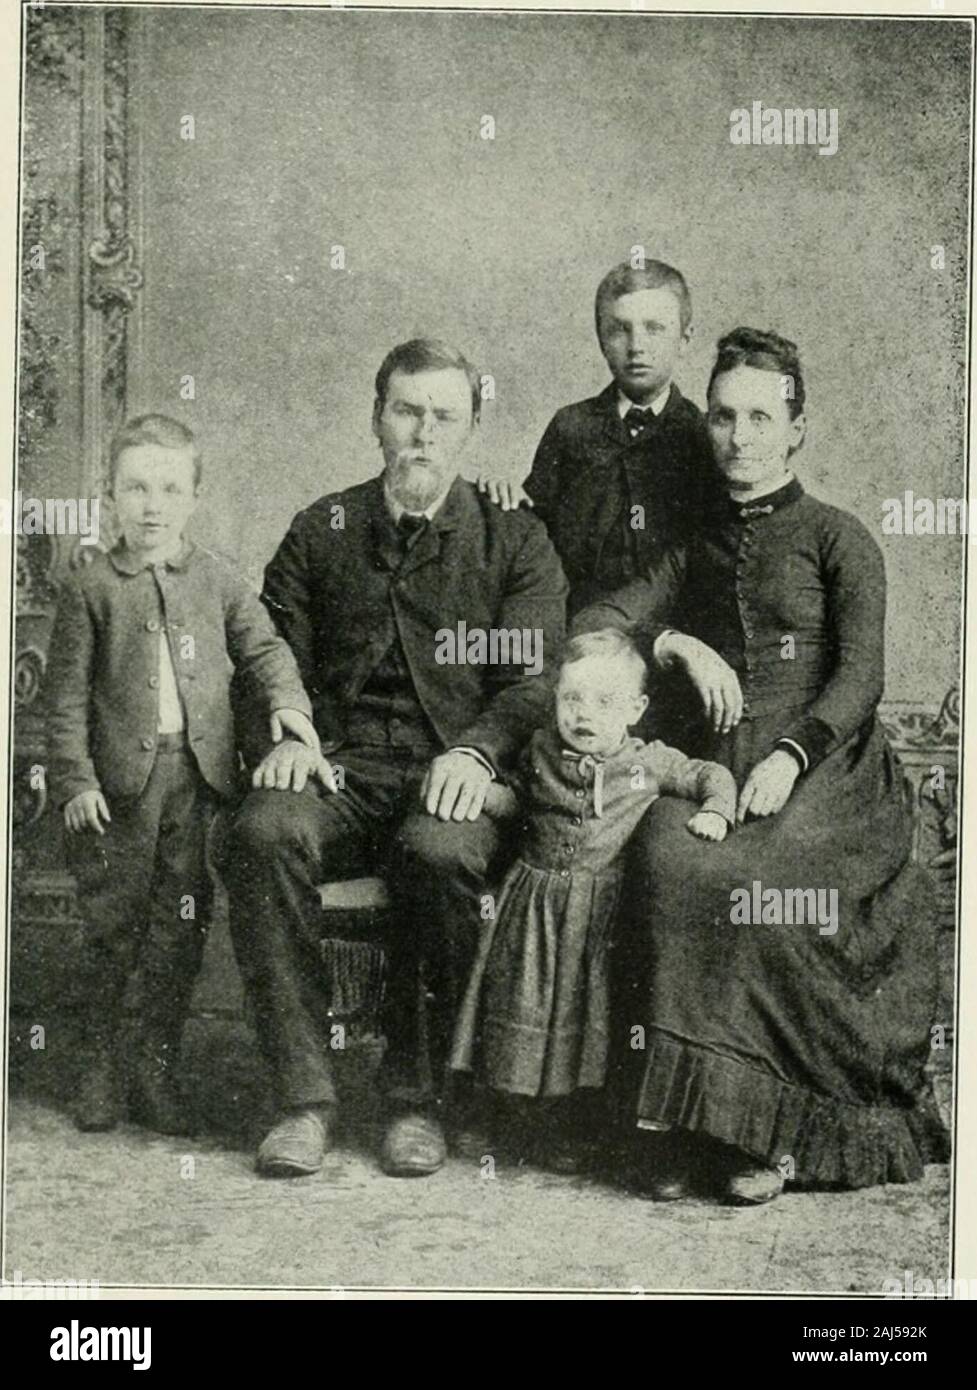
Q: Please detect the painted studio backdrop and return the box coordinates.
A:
[13,6,966,1071]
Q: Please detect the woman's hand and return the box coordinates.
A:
[687,810,729,842]
[658,632,743,734]
[476,475,533,512]
[736,750,800,824]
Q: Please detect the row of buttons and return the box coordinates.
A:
[735,527,756,714]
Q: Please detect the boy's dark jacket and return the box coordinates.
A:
[258,474,568,772]
[44,542,313,806]
[524,382,717,615]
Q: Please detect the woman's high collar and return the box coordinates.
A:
[725,475,804,521]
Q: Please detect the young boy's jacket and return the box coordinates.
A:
[44,541,313,805]
[524,382,717,616]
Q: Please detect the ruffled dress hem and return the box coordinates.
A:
[636,1031,950,1189]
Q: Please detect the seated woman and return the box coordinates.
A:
[574,327,948,1204]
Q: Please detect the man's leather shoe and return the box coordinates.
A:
[257,1106,333,1177]
[75,1046,121,1133]
[380,1112,447,1177]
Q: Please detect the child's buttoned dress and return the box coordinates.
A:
[450,725,735,1097]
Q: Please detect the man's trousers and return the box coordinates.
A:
[222,744,510,1109]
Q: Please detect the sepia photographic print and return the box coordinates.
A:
[0,0,973,1309]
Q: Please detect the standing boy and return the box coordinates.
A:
[45,415,320,1134]
[486,259,716,618]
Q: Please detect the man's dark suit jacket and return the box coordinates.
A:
[255,474,568,774]
[524,382,717,616]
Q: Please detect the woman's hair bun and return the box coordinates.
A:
[709,326,805,419]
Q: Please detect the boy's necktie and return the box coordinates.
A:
[624,407,654,441]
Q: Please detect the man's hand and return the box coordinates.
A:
[420,750,493,822]
[658,632,743,734]
[687,810,729,842]
[270,707,321,754]
[252,739,340,794]
[736,750,800,824]
[476,474,533,512]
[64,789,111,835]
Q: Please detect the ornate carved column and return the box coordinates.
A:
[14,5,143,973]
[82,5,144,501]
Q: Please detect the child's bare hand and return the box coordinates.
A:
[64,790,111,835]
[252,740,337,794]
[687,810,728,842]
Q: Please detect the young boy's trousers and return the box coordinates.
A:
[65,733,217,1019]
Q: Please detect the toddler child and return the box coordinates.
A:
[450,628,736,1167]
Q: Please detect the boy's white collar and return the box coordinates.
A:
[616,383,671,418]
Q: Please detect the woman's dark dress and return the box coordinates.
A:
[577,477,947,1188]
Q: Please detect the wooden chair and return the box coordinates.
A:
[317,877,393,1039]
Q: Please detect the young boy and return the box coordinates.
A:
[484,259,715,618]
[45,414,320,1135]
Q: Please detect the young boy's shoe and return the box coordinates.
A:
[128,1062,190,1135]
[128,1032,192,1136]
[74,1039,122,1132]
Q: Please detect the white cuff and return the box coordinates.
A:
[449,746,497,780]
[776,737,809,774]
[652,628,678,668]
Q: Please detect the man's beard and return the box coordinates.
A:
[385,454,453,512]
